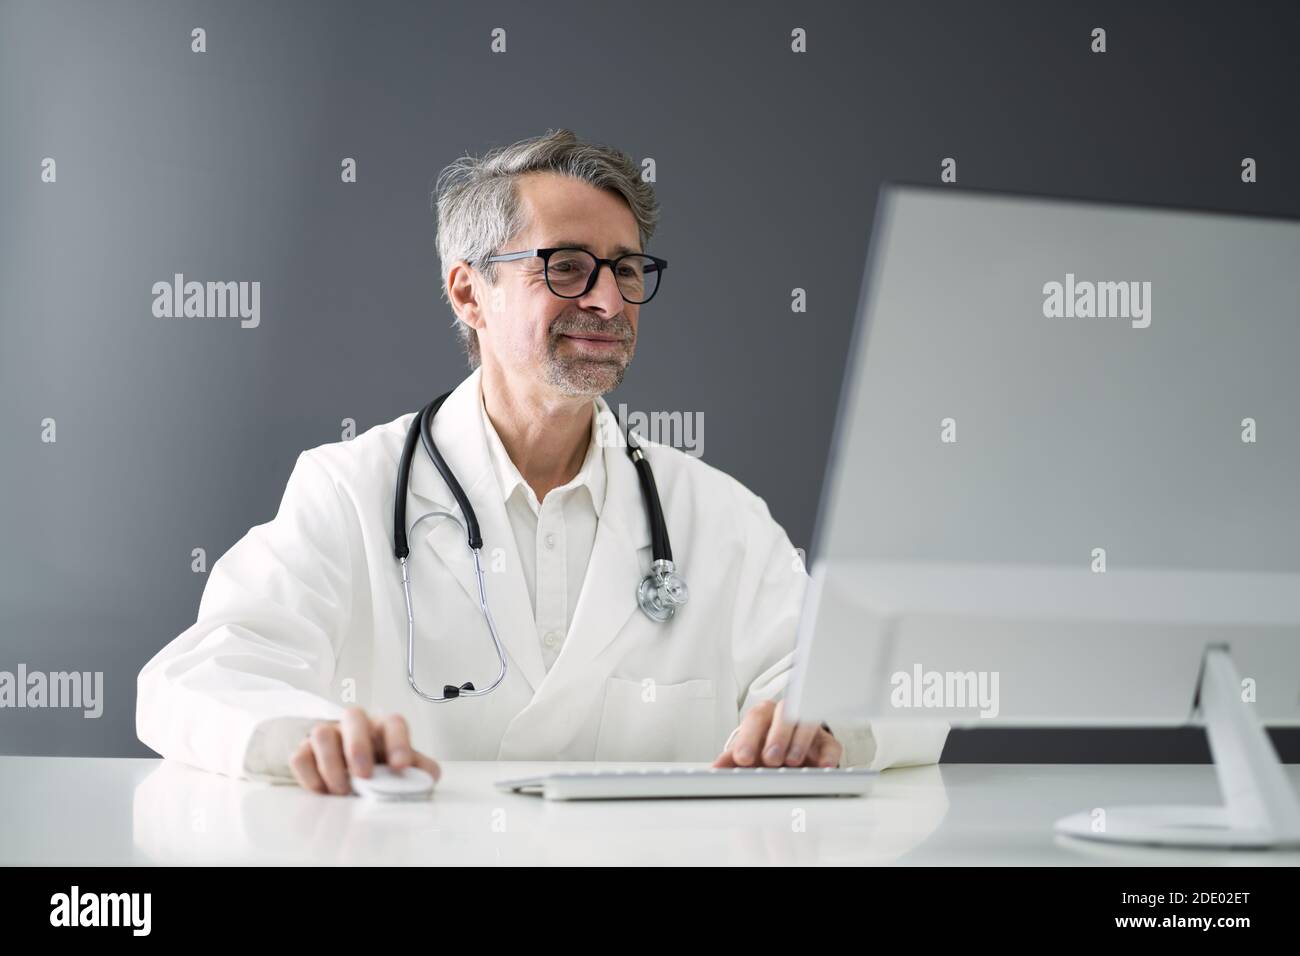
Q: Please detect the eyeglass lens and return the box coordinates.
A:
[546,249,660,303]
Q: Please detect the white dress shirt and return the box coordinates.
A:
[478,386,606,672]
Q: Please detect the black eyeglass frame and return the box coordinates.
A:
[470,247,669,304]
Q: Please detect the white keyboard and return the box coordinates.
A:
[494,766,878,801]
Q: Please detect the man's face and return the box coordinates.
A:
[475,171,641,397]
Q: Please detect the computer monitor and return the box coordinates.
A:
[785,184,1300,848]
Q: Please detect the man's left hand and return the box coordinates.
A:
[711,698,842,768]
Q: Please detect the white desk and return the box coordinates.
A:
[1,756,1297,865]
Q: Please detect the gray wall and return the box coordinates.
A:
[1,0,1296,761]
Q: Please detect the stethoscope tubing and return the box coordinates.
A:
[392,390,684,702]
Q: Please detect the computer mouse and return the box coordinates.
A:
[350,764,437,801]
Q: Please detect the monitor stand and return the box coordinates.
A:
[1054,644,1300,848]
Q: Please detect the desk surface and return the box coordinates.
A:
[1,756,1297,866]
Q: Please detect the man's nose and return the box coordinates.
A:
[576,262,627,314]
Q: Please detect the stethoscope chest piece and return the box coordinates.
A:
[637,559,690,623]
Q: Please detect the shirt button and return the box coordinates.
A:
[544,532,556,550]
[543,631,561,648]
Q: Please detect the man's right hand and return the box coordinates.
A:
[289,708,441,795]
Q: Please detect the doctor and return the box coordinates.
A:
[136,128,948,794]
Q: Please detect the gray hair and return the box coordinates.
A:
[433,128,660,369]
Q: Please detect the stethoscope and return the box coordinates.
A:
[392,389,689,702]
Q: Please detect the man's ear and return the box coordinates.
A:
[447,260,483,329]
[447,260,506,337]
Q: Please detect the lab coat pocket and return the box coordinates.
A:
[593,677,716,762]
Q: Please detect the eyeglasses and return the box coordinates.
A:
[471,247,668,305]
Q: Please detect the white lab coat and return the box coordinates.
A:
[136,367,949,782]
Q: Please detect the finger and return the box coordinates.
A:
[409,751,442,782]
[711,727,742,768]
[761,699,798,766]
[380,713,413,769]
[309,723,351,795]
[784,721,822,767]
[289,738,328,794]
[340,708,376,779]
[730,699,776,767]
[809,729,844,768]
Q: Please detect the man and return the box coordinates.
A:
[136,129,948,794]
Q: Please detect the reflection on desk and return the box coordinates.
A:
[2,757,1299,865]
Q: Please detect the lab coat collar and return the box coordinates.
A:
[478,382,608,519]
[406,365,652,698]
